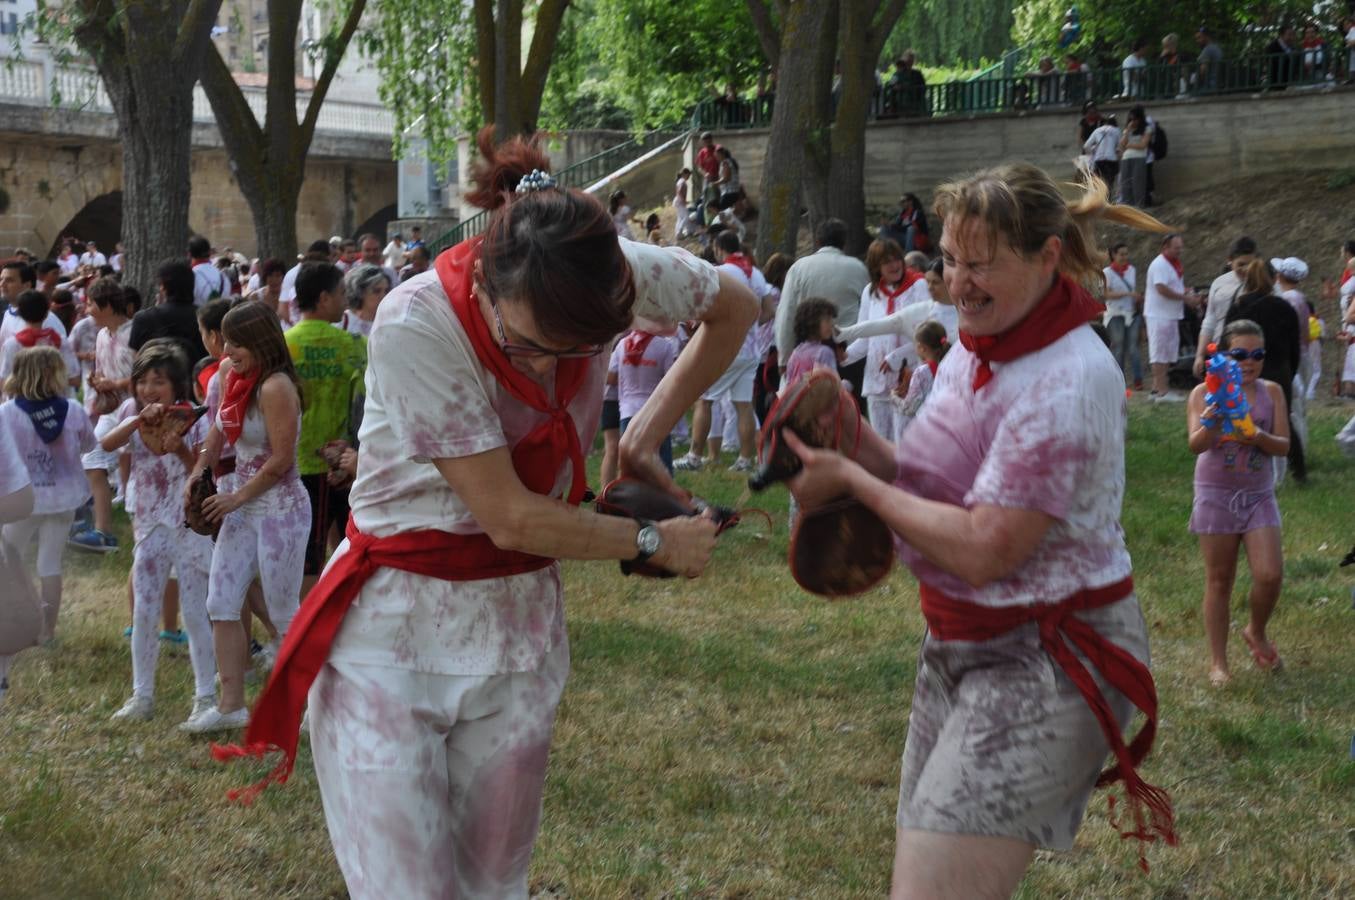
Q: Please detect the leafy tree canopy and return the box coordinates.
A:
[881,0,1013,70]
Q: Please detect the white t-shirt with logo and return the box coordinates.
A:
[192,262,229,306]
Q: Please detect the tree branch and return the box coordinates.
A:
[474,0,496,122]
[173,0,224,62]
[200,40,264,148]
[743,0,781,70]
[300,0,368,146]
[520,0,569,126]
[868,0,909,60]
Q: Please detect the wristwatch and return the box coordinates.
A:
[632,520,662,566]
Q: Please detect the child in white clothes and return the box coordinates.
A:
[1,347,94,642]
[608,330,681,471]
[0,290,79,386]
[101,341,218,725]
[894,320,950,437]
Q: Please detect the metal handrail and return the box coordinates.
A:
[429,126,683,254]
[690,47,1352,129]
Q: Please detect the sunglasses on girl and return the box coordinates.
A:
[1226,347,1266,361]
[489,297,605,359]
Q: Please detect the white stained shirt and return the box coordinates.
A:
[69,315,98,382]
[331,238,720,676]
[716,261,774,362]
[115,397,208,540]
[837,298,959,361]
[109,253,123,273]
[1083,124,1122,163]
[57,255,79,275]
[843,279,930,397]
[80,251,107,268]
[1102,264,1137,322]
[0,307,68,347]
[382,241,405,271]
[674,176,689,208]
[192,263,229,306]
[0,412,30,499]
[0,399,95,513]
[0,332,79,385]
[1144,253,1185,320]
[1200,268,1242,344]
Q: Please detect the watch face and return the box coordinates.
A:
[638,526,661,555]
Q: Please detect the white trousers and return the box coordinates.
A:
[131,524,216,699]
[309,640,569,900]
[867,396,901,445]
[3,510,76,578]
[206,504,309,633]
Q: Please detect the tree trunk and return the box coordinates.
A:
[74,0,222,297]
[200,0,366,261]
[476,0,569,139]
[751,0,836,261]
[829,0,909,257]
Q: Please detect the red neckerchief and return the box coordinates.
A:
[435,238,590,504]
[879,269,924,314]
[213,517,555,804]
[198,356,223,399]
[926,360,938,375]
[1164,254,1183,278]
[622,331,657,367]
[723,253,754,278]
[920,578,1176,871]
[1110,261,1130,276]
[14,326,61,349]
[958,273,1101,391]
[1342,267,1353,287]
[218,367,261,446]
[1302,37,1322,49]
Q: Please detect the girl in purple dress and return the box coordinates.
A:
[1187,319,1290,685]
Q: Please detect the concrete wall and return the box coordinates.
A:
[714,86,1355,212]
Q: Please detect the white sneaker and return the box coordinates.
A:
[179,705,249,734]
[179,695,217,730]
[673,454,704,471]
[1155,391,1186,403]
[110,695,154,722]
[728,457,755,473]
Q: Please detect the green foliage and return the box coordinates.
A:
[357,0,480,166]
[539,0,768,132]
[1327,169,1355,190]
[1012,0,1320,67]
[881,0,1014,68]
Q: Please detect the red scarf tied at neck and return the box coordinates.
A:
[723,252,754,278]
[218,367,261,446]
[436,237,590,504]
[958,273,1102,391]
[622,331,657,367]
[14,326,61,349]
[1109,261,1130,276]
[1164,255,1184,279]
[878,268,924,314]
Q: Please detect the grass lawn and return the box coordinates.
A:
[2,399,1353,898]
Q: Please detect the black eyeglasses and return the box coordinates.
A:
[489,296,605,359]
[1226,348,1266,361]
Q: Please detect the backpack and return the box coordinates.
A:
[1150,122,1168,159]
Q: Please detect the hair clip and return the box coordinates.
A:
[515,169,558,194]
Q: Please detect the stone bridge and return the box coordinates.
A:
[0,61,396,258]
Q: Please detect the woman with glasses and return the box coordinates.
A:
[1224,258,1305,483]
[1187,318,1290,686]
[216,128,756,899]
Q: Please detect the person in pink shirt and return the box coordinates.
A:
[784,298,843,384]
[608,330,681,472]
[783,163,1177,894]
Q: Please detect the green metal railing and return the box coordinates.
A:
[690,48,1352,129]
[430,127,683,254]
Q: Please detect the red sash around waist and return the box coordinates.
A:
[918,576,1177,871]
[212,516,555,804]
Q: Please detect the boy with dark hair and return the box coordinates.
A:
[284,261,366,597]
[1,259,66,347]
[0,290,78,382]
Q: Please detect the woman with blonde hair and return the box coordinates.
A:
[785,165,1177,895]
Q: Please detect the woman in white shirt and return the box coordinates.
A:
[217,129,757,900]
[1102,243,1142,385]
[1117,106,1151,207]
